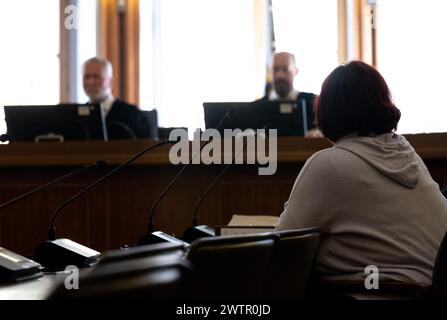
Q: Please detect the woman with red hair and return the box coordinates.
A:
[276,61,447,289]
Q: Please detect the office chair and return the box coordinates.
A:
[186,233,278,300]
[264,227,320,299]
[432,231,447,299]
[47,255,191,300]
[158,127,188,141]
[98,242,186,265]
[107,121,137,140]
[141,109,159,139]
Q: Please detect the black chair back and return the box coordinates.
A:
[142,109,159,139]
[186,233,278,300]
[98,242,185,264]
[264,227,320,299]
[107,121,137,140]
[432,231,447,299]
[48,255,190,300]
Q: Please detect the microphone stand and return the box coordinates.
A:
[0,161,105,280]
[0,161,105,210]
[34,140,172,270]
[139,107,237,245]
[48,140,171,240]
[182,132,251,243]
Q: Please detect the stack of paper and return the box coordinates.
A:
[227,214,279,226]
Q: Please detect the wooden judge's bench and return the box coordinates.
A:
[1,133,447,257]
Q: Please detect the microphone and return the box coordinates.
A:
[34,140,173,270]
[138,106,237,245]
[0,246,43,282]
[0,161,104,281]
[182,128,255,243]
[0,133,9,142]
[0,161,104,210]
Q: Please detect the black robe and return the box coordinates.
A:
[106,99,152,140]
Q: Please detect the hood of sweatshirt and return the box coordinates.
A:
[334,133,420,188]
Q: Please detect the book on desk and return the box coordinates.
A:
[215,214,279,236]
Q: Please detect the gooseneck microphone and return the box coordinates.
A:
[0,161,105,210]
[48,140,172,241]
[182,130,252,243]
[147,164,188,234]
[0,161,105,280]
[139,106,237,245]
[192,163,233,226]
[183,124,273,243]
[34,140,173,269]
[0,133,9,143]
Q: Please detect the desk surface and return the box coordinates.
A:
[0,273,61,300]
[0,133,446,167]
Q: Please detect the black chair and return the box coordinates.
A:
[98,242,186,265]
[141,109,159,139]
[432,231,447,299]
[47,255,191,300]
[264,227,320,299]
[107,121,137,140]
[158,127,188,141]
[186,233,278,300]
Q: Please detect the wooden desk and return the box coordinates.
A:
[1,134,447,257]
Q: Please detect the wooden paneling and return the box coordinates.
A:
[1,134,447,257]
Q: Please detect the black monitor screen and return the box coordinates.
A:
[4,104,108,142]
[203,99,309,136]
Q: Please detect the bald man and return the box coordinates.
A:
[83,57,152,140]
[260,52,321,137]
[270,52,300,100]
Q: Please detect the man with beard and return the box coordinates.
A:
[82,57,152,140]
[259,52,322,137]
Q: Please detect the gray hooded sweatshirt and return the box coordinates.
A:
[276,133,447,285]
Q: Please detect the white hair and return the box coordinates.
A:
[83,57,113,78]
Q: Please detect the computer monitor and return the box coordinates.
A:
[3,104,108,142]
[203,99,309,136]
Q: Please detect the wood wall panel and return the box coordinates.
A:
[1,134,447,257]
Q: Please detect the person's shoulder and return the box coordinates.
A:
[112,100,148,118]
[300,147,360,183]
[308,147,337,162]
[305,147,353,170]
[302,147,334,171]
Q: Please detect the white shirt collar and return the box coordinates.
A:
[269,89,300,101]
